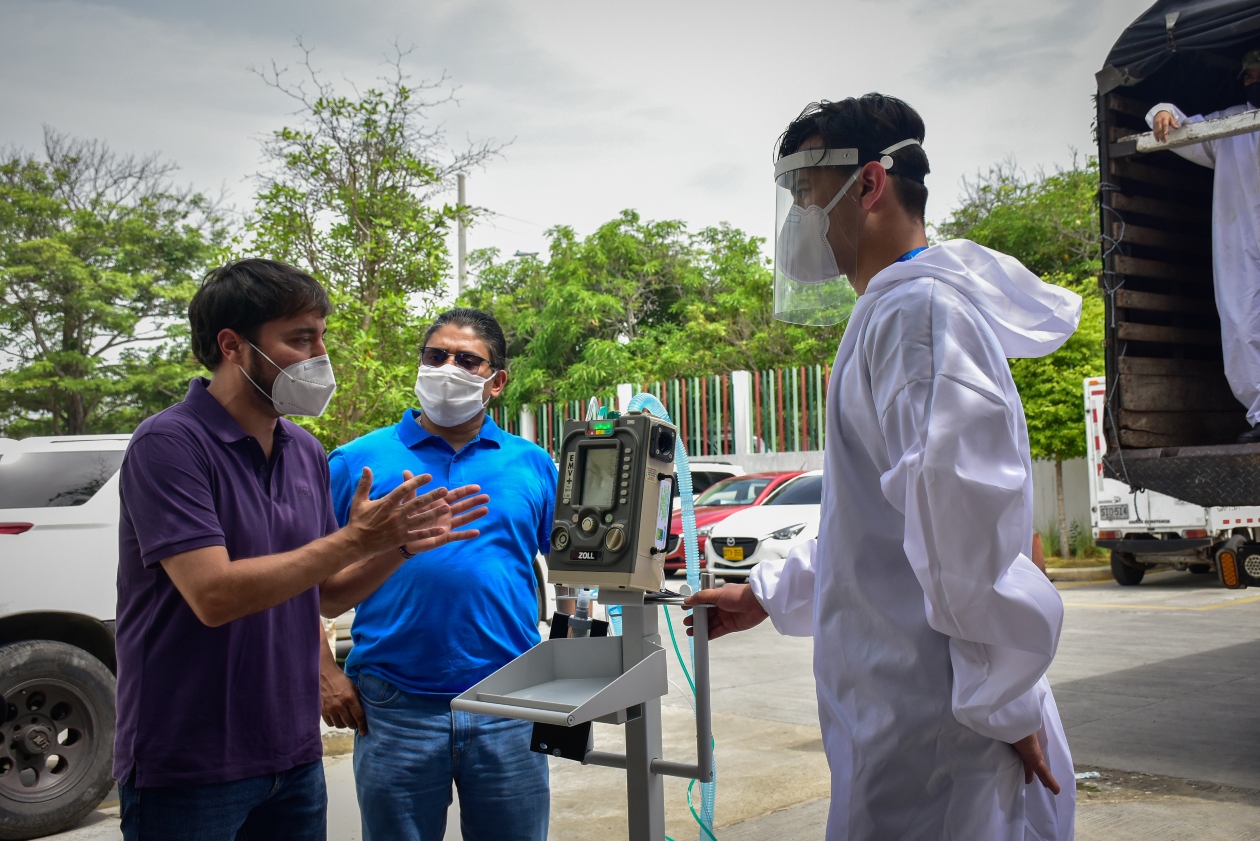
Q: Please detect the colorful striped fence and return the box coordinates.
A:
[524,396,619,458]
[499,365,832,457]
[635,374,738,456]
[752,364,831,453]
[638,364,832,454]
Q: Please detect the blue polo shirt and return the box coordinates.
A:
[328,411,557,697]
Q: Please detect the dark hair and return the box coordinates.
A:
[189,259,332,370]
[423,308,508,371]
[777,94,930,221]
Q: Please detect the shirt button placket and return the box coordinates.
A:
[449,447,464,489]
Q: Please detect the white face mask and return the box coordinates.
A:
[240,343,337,417]
[414,365,491,427]
[775,167,861,284]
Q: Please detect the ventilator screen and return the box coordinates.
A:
[581,448,617,508]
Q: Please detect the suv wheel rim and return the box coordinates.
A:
[0,678,99,803]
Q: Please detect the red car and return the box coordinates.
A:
[664,471,804,574]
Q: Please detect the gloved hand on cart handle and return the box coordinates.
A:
[682,583,768,640]
[1151,109,1180,143]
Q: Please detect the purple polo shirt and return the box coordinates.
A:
[114,378,337,787]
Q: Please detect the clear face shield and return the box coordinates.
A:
[772,140,922,325]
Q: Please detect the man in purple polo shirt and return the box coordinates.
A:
[114,259,488,841]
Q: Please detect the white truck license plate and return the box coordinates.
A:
[1100,503,1129,521]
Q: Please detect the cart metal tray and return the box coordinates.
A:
[451,635,667,728]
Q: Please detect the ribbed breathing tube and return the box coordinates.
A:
[611,393,717,841]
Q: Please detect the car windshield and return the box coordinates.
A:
[691,471,734,497]
[694,476,773,507]
[765,474,823,506]
[0,450,124,508]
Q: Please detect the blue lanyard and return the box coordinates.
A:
[896,247,928,263]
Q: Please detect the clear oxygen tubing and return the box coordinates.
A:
[623,393,717,841]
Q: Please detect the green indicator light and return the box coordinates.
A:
[589,421,615,435]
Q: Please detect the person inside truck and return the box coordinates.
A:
[1147,49,1260,442]
[685,94,1079,840]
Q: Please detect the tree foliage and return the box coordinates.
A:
[0,130,225,437]
[936,156,1104,463]
[247,44,498,448]
[463,210,842,413]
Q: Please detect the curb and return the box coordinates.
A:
[1047,566,1111,582]
[323,730,355,756]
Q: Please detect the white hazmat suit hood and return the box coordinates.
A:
[751,239,1080,840]
[867,239,1082,358]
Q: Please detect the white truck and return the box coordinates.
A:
[1086,377,1260,587]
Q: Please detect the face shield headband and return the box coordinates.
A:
[772,139,922,326]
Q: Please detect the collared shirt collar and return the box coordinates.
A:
[397,409,505,452]
[185,377,294,446]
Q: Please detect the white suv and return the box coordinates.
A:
[0,435,128,839]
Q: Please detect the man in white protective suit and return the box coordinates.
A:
[1147,49,1260,442]
[684,94,1080,840]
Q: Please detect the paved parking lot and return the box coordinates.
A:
[717,570,1260,839]
[50,570,1260,839]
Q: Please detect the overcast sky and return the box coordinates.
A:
[1,0,1155,274]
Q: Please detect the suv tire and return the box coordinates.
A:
[0,641,115,841]
[1110,550,1146,586]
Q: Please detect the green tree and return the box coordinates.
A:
[248,45,497,448]
[938,156,1104,557]
[0,130,225,437]
[463,211,842,414]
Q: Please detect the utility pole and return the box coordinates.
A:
[456,172,468,297]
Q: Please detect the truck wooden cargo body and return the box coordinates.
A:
[1096,0,1260,507]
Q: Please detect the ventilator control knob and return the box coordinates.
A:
[604,527,625,551]
[552,526,570,550]
[581,516,597,534]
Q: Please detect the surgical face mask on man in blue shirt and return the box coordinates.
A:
[414,365,492,427]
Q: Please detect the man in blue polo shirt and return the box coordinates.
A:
[115,260,487,840]
[321,308,556,841]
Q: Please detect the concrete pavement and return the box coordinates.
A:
[1050,571,1260,790]
[47,570,1260,839]
[698,569,1260,839]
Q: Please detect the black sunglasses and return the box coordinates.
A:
[420,346,495,374]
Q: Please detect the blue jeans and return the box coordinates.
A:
[118,759,326,841]
[353,672,549,841]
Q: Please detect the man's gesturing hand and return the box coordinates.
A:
[682,583,769,640]
[403,478,490,555]
[1153,109,1179,143]
[1011,731,1060,794]
[344,467,450,557]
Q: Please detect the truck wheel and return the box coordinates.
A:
[1188,563,1213,574]
[0,641,115,841]
[1111,551,1146,586]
